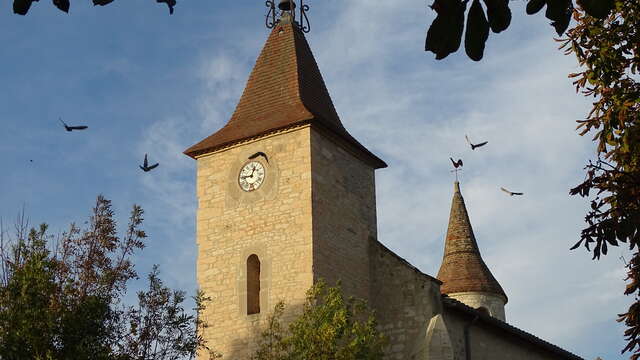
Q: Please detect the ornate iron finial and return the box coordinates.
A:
[265,0,311,33]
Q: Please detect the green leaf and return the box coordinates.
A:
[526,0,546,14]
[465,0,490,61]
[577,0,615,19]
[13,0,38,15]
[425,0,467,59]
[482,0,511,33]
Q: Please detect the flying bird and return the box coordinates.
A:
[450,157,463,168]
[465,135,488,150]
[501,187,523,196]
[59,117,88,132]
[248,151,269,163]
[139,154,159,172]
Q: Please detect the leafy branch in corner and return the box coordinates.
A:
[429,0,638,357]
[13,0,177,16]
[558,2,640,358]
[425,0,616,61]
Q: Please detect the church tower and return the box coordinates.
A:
[437,181,508,321]
[184,5,386,358]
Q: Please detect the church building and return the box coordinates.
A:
[184,2,584,359]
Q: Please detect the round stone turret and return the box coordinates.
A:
[437,181,507,321]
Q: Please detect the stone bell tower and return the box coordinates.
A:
[437,181,508,321]
[184,3,386,358]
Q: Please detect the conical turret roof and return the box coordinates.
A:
[184,18,386,169]
[437,182,507,302]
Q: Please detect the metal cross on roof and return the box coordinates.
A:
[266,0,311,33]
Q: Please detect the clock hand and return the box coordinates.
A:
[241,166,258,180]
[241,174,256,180]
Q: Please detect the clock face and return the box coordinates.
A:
[238,161,266,192]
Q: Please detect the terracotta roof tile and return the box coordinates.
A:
[437,182,507,301]
[184,19,386,169]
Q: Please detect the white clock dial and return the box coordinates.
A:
[238,161,266,192]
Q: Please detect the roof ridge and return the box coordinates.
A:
[373,239,442,285]
[442,296,584,360]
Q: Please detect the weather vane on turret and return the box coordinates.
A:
[450,157,463,182]
[266,0,311,33]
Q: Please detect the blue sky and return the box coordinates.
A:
[0,1,630,359]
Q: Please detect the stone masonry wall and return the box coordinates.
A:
[447,292,506,322]
[309,126,449,360]
[196,126,314,359]
[309,128,378,301]
[369,241,443,360]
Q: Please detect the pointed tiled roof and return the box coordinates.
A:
[184,18,386,169]
[437,182,507,302]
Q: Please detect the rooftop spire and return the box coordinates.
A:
[437,181,507,302]
[184,9,386,168]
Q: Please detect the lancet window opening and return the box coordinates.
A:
[247,254,261,315]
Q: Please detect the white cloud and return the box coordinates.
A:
[131,2,628,357]
[198,53,252,131]
[133,50,255,291]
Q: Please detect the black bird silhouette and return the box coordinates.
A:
[465,135,488,150]
[501,187,524,196]
[139,154,159,172]
[248,151,269,163]
[450,157,463,168]
[59,117,88,132]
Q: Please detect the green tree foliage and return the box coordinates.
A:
[559,3,640,358]
[12,0,176,16]
[0,224,62,359]
[116,266,218,360]
[0,196,216,360]
[252,280,387,360]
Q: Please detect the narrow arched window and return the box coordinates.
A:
[247,254,261,315]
